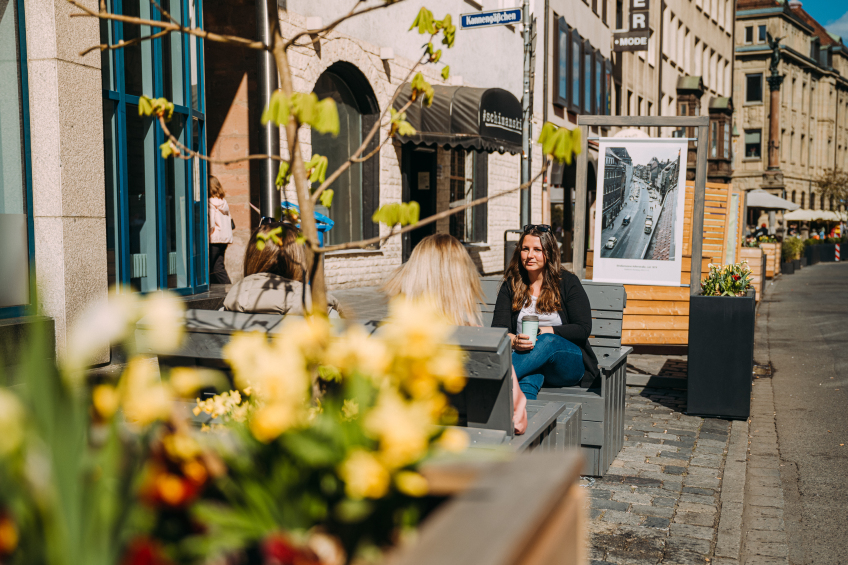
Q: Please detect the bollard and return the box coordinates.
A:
[837,244,841,262]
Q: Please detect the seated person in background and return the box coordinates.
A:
[492,225,599,400]
[224,221,342,317]
[383,233,527,435]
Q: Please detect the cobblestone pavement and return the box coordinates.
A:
[583,386,741,565]
[647,186,677,261]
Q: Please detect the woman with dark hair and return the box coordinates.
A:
[224,221,342,317]
[492,225,599,399]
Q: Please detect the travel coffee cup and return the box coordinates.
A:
[521,315,539,346]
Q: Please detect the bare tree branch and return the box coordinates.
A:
[81,28,172,56]
[284,0,409,50]
[158,116,285,166]
[67,0,268,53]
[316,165,548,253]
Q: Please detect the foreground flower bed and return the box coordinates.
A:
[0,293,474,565]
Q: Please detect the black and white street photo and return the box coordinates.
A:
[599,143,683,262]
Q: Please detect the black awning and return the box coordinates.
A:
[392,83,523,154]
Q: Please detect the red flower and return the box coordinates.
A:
[262,534,321,565]
[732,275,740,281]
[121,538,171,565]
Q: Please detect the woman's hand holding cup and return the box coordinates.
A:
[512,333,535,351]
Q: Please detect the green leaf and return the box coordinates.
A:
[138,96,153,116]
[397,120,417,136]
[295,234,307,245]
[159,141,173,159]
[319,189,334,208]
[441,65,450,80]
[335,499,374,523]
[432,49,442,63]
[281,432,340,467]
[440,14,456,47]
[261,90,290,127]
[255,238,266,251]
[537,122,557,154]
[410,8,436,34]
[313,98,340,135]
[305,154,329,185]
[291,92,320,126]
[275,161,291,188]
[402,201,420,225]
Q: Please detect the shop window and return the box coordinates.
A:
[0,0,35,316]
[745,130,762,159]
[746,73,763,103]
[448,149,487,243]
[100,0,208,295]
[311,63,380,246]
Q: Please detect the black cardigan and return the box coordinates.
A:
[491,270,600,385]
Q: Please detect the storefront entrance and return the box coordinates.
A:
[401,146,437,262]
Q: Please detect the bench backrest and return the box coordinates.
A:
[478,276,626,348]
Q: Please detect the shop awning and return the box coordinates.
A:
[783,209,843,222]
[746,189,799,211]
[392,83,523,154]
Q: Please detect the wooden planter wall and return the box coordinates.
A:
[738,247,765,302]
[585,181,740,346]
[758,242,780,278]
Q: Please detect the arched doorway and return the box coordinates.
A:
[312,62,379,246]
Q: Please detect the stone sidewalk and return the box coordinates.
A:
[584,386,748,565]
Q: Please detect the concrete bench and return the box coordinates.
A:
[479,277,631,476]
[136,310,583,453]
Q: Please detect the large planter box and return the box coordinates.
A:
[759,242,780,278]
[781,261,795,275]
[739,248,766,302]
[800,256,808,268]
[805,245,821,265]
[819,244,837,262]
[792,259,801,271]
[687,291,756,419]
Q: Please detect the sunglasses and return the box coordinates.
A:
[522,224,551,233]
[259,216,275,226]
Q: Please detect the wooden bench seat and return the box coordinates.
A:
[479,276,631,476]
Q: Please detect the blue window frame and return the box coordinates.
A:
[101,0,207,296]
[0,0,36,319]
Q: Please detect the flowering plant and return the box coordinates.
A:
[700,262,754,297]
[0,293,468,565]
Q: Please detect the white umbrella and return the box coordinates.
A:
[784,209,844,222]
[746,189,800,211]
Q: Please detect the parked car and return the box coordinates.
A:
[622,215,631,226]
[645,225,653,234]
[605,237,618,249]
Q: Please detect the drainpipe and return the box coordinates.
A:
[256,0,280,218]
[520,0,532,226]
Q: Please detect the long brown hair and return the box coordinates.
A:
[383,234,484,326]
[243,222,306,280]
[209,176,225,199]
[505,227,563,313]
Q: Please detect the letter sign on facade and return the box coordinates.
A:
[615,0,650,52]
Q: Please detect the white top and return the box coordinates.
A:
[517,295,563,327]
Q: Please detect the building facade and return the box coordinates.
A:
[732,0,848,229]
[602,148,629,228]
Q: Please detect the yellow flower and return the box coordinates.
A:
[194,390,243,420]
[365,388,433,469]
[395,471,428,497]
[325,325,391,379]
[338,449,390,499]
[92,384,120,419]
[138,293,185,354]
[65,289,139,377]
[0,515,19,554]
[225,332,310,406]
[120,357,172,427]
[163,432,202,461]
[341,399,359,420]
[437,427,470,453]
[250,401,299,443]
[0,390,25,457]
[170,367,224,397]
[277,315,331,362]
[381,297,454,360]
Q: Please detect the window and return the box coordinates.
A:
[584,42,593,113]
[101,0,207,294]
[0,0,34,316]
[615,0,623,29]
[801,192,805,208]
[571,30,582,113]
[312,64,380,246]
[745,130,762,158]
[637,96,643,116]
[556,19,568,107]
[711,121,718,157]
[723,120,730,159]
[758,25,766,43]
[627,90,633,116]
[595,56,602,114]
[744,26,753,44]
[448,149,487,243]
[791,191,796,203]
[615,83,622,115]
[746,73,763,103]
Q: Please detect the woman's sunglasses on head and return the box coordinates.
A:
[522,224,551,233]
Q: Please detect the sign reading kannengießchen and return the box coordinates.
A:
[459,8,522,29]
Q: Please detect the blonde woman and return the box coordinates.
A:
[384,234,528,435]
[208,176,234,284]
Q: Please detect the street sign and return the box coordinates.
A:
[459,8,522,29]
[613,30,651,52]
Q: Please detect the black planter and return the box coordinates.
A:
[800,257,808,267]
[819,244,837,262]
[806,245,821,265]
[687,291,756,419]
[781,261,795,274]
[793,259,801,270]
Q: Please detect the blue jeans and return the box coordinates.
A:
[512,333,585,400]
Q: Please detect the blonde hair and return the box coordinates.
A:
[209,176,225,199]
[383,234,484,326]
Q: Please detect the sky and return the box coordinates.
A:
[802,1,848,39]
[604,141,686,169]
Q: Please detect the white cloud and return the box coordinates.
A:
[825,10,848,40]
